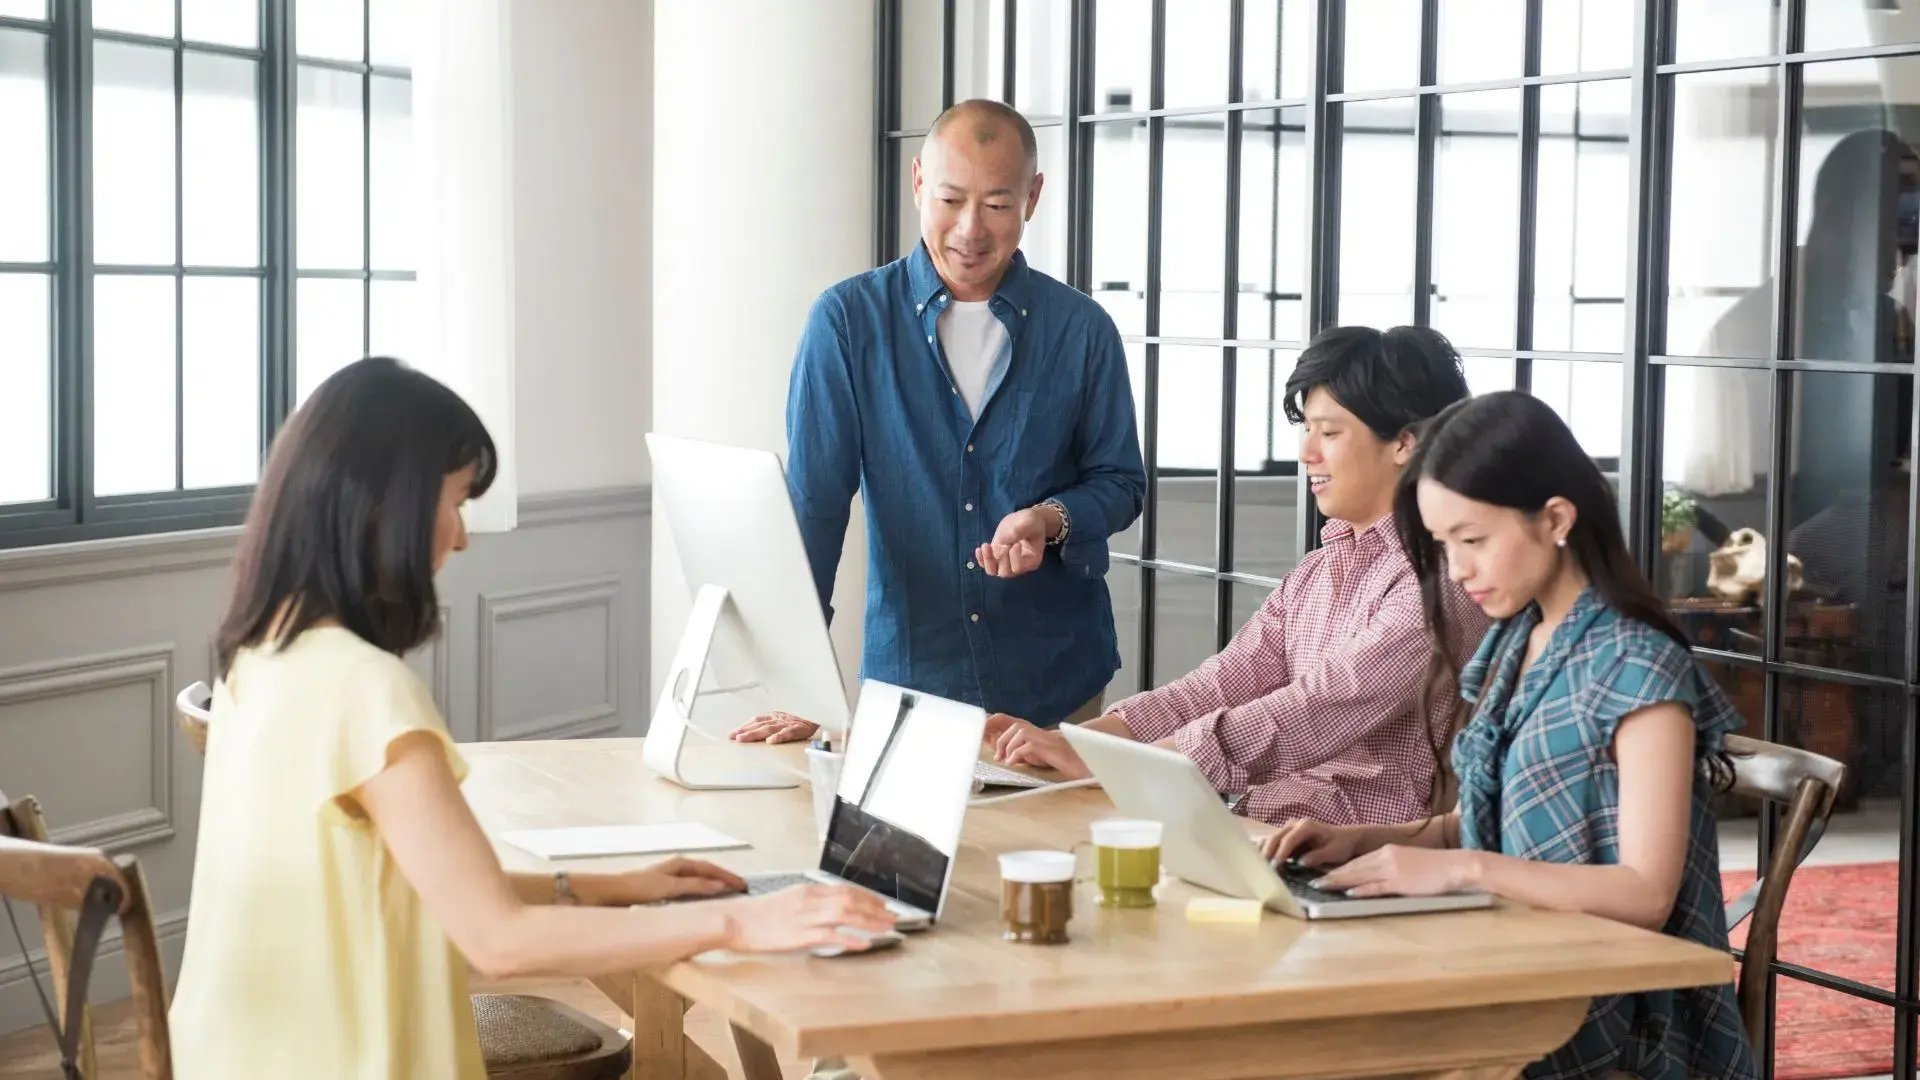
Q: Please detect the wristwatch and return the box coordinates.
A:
[1041,498,1071,547]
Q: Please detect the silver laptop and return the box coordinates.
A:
[739,681,985,931]
[1060,724,1492,920]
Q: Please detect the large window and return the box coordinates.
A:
[0,0,412,546]
[886,3,1920,1077]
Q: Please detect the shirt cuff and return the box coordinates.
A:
[1046,488,1109,577]
[1175,709,1251,794]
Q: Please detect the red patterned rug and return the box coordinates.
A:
[1723,862,1896,1080]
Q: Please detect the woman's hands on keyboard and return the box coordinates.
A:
[715,884,898,954]
[599,857,748,904]
[1259,819,1373,870]
[1306,846,1481,899]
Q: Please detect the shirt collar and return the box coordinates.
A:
[906,241,1036,319]
[1320,511,1398,548]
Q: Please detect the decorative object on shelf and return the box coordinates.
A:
[1661,489,1698,556]
[1707,528,1805,604]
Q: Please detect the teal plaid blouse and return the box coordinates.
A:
[1453,588,1758,1080]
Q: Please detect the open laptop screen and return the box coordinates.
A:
[818,683,980,916]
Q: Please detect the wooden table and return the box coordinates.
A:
[465,738,1734,1080]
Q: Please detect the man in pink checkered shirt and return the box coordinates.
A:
[988,326,1490,827]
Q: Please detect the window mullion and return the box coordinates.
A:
[263,0,293,443]
[66,0,96,523]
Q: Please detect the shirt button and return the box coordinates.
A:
[966,560,976,570]
[964,502,974,511]
[916,303,924,313]
[1020,309,1028,317]
[967,443,974,452]
[926,335,934,345]
[971,613,981,623]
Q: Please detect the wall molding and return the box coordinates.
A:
[477,578,623,741]
[516,484,650,529]
[0,485,652,593]
[0,528,242,594]
[0,646,176,852]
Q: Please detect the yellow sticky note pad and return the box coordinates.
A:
[1185,897,1264,924]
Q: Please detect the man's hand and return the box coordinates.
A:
[729,711,819,744]
[976,504,1060,579]
[987,713,1091,779]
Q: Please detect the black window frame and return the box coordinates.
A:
[881,3,1920,1076]
[0,0,413,549]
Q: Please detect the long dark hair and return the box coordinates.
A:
[215,357,497,677]
[1395,391,1687,676]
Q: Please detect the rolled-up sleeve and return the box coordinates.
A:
[1174,574,1432,786]
[1113,579,1292,743]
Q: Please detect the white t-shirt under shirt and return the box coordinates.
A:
[936,300,1011,418]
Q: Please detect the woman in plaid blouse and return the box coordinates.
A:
[1266,392,1757,1080]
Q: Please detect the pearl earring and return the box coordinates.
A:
[1555,537,1567,549]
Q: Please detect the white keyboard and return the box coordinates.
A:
[972,760,1052,789]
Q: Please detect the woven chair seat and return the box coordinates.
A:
[473,993,612,1069]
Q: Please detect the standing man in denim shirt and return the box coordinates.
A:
[729,99,1145,744]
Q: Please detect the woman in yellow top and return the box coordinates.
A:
[169,358,893,1078]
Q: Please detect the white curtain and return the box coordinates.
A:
[410,0,519,532]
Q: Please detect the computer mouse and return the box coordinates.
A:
[809,927,906,959]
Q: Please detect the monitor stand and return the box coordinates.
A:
[645,583,800,791]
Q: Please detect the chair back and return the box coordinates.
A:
[0,793,171,1078]
[176,682,212,757]
[1721,734,1846,1049]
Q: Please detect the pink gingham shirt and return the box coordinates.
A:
[1112,514,1488,826]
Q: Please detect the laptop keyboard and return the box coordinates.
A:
[972,760,1051,789]
[744,872,818,896]
[1278,862,1352,905]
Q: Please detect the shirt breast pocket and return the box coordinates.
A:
[1004,388,1077,497]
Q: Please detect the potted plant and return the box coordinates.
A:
[1661,489,1697,556]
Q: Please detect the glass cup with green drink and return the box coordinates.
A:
[1079,818,1162,908]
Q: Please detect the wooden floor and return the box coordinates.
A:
[0,976,814,1079]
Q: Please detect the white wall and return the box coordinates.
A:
[650,1,875,708]
[511,0,652,495]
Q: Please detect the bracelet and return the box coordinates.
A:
[553,869,577,905]
[1041,498,1071,547]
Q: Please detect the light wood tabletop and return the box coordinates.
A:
[464,738,1735,1080]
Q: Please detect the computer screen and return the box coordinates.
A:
[818,683,981,916]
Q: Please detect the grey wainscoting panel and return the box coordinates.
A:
[0,485,650,1034]
[0,646,175,852]
[478,579,622,741]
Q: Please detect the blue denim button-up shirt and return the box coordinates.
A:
[786,244,1145,725]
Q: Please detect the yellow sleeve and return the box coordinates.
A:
[322,655,469,827]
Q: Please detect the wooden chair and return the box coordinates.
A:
[0,792,170,1079]
[174,682,211,757]
[172,682,630,1079]
[1720,734,1847,1047]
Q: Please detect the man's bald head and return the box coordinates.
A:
[928,99,1038,178]
[914,100,1044,301]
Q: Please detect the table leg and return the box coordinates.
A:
[731,1021,787,1080]
[607,972,690,1080]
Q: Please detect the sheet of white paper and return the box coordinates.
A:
[501,822,750,860]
